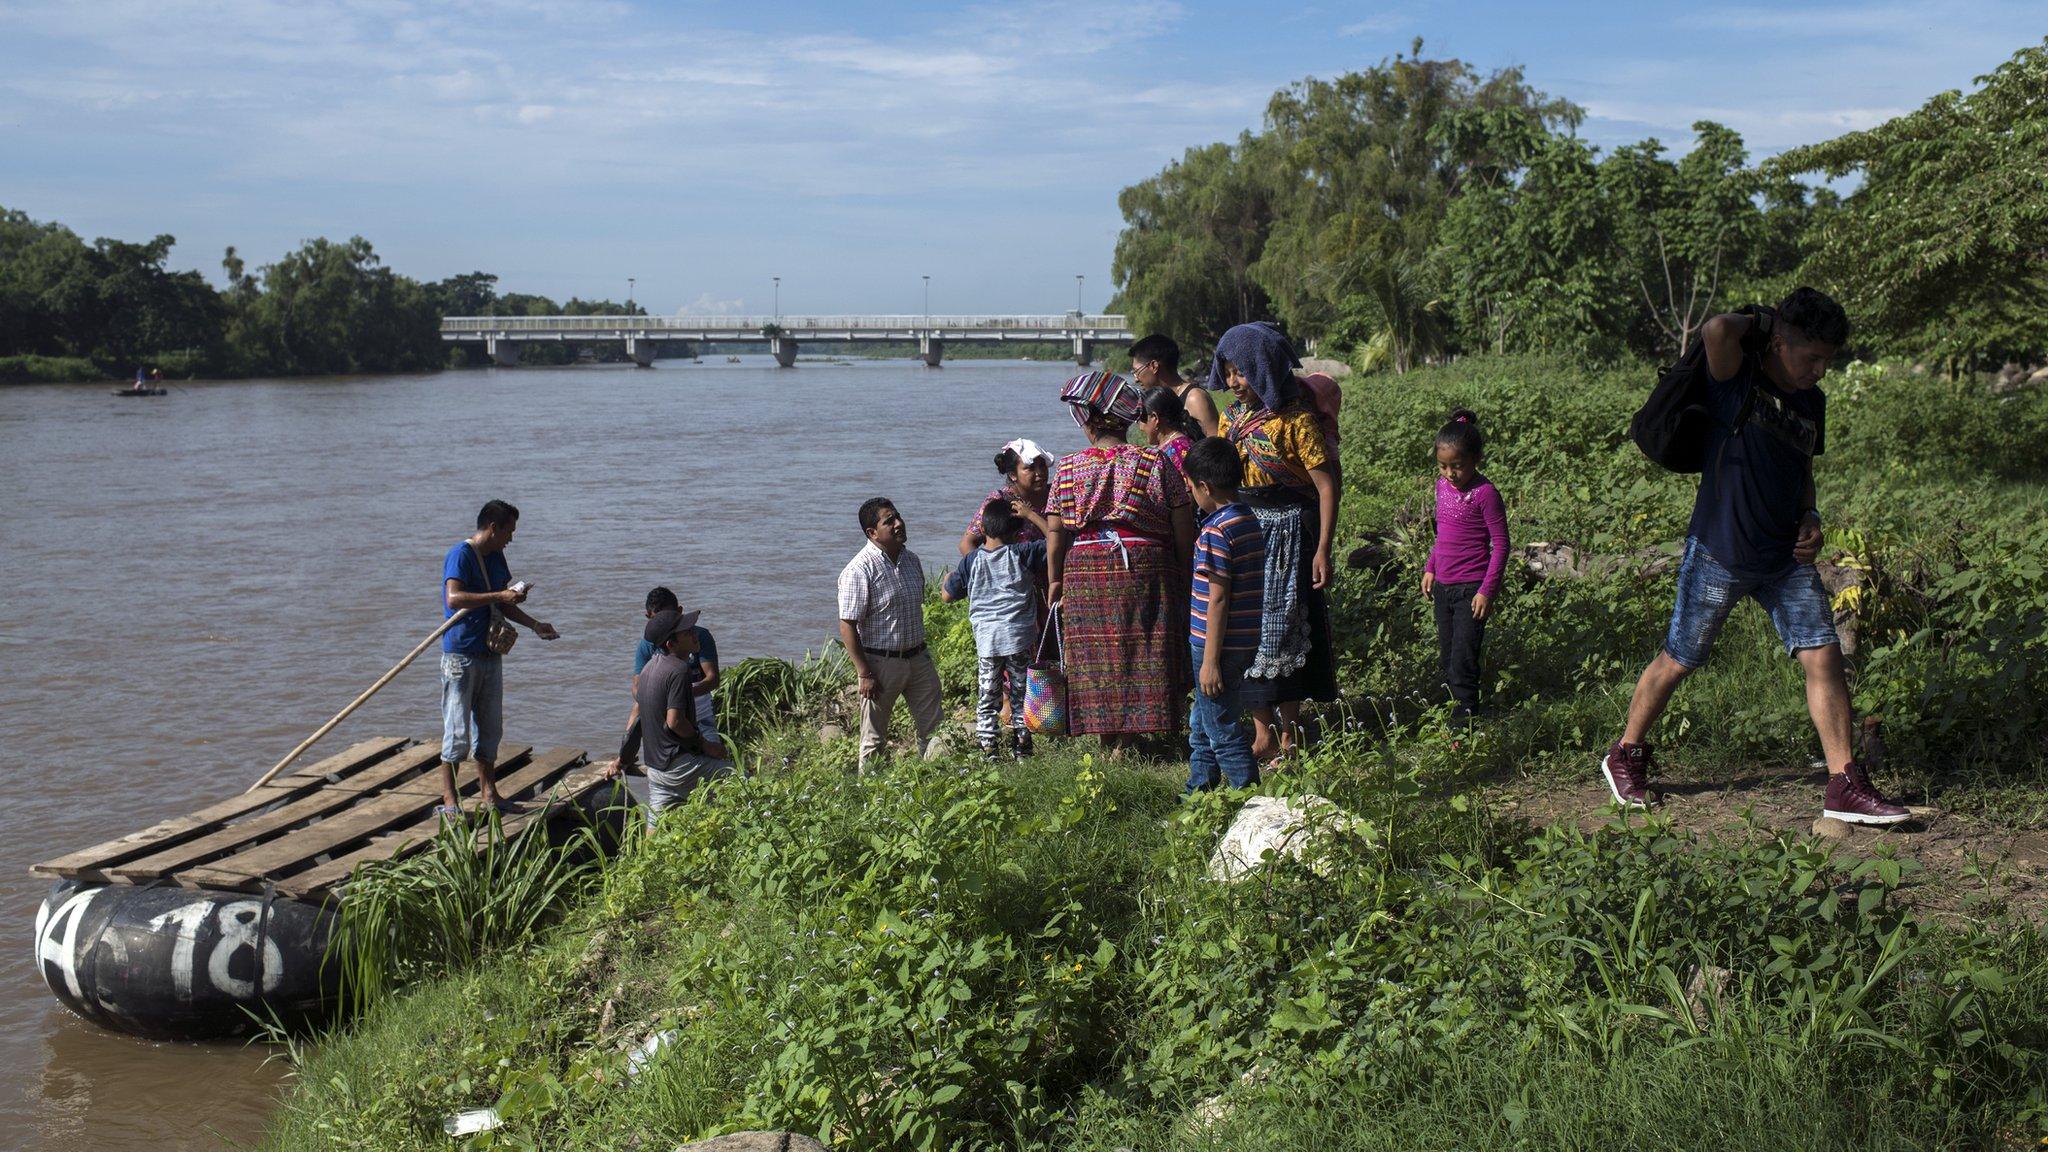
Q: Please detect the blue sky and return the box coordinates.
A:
[0,1,2038,315]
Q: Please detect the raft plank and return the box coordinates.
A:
[31,737,412,881]
[108,744,451,883]
[176,746,539,890]
[272,749,593,899]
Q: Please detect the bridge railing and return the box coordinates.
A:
[441,314,1129,334]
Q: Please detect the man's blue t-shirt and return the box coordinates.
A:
[443,542,511,655]
[1688,360,1826,582]
[633,627,718,728]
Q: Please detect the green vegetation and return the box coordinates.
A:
[264,353,2048,1149]
[1112,37,2048,374]
[0,211,646,381]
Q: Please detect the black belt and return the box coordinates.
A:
[862,643,926,659]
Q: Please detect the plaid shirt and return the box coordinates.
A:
[837,541,927,650]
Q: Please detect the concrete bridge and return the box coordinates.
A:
[441,313,1136,368]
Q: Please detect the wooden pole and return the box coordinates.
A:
[246,608,474,793]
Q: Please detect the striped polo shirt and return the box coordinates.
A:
[1191,503,1265,656]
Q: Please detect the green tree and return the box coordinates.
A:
[1432,111,1625,359]
[225,236,441,375]
[1110,133,1281,353]
[429,272,500,317]
[1771,39,2048,369]
[1250,43,1579,359]
[1599,122,1771,356]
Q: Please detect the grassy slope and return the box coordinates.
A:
[264,356,2048,1150]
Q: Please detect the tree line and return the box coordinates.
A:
[0,215,641,379]
[1111,37,2047,375]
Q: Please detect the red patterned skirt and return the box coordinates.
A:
[1061,537,1189,736]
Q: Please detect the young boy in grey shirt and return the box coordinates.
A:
[942,499,1050,760]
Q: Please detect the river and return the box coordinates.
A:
[0,357,1091,1149]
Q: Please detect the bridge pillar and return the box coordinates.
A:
[626,337,655,368]
[488,337,519,367]
[1072,337,1093,367]
[771,336,799,368]
[919,336,944,368]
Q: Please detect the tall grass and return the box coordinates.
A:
[327,809,617,1015]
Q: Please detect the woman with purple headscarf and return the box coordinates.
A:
[1045,370,1196,748]
[1213,322,1341,760]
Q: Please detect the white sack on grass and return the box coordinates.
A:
[1207,794,1368,882]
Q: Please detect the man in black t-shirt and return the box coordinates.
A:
[1601,288,1907,825]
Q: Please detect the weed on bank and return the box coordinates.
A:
[266,356,2048,1149]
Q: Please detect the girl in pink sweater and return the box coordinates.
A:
[1421,409,1509,725]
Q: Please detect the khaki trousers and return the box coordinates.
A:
[859,651,944,767]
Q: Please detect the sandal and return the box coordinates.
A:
[432,803,466,820]
[486,797,527,816]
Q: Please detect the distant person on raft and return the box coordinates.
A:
[1601,287,1907,825]
[838,497,944,768]
[437,499,558,818]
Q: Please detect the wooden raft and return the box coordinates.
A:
[32,738,614,901]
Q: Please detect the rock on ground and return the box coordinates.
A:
[1209,794,1367,881]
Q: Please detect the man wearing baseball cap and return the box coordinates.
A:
[614,607,730,816]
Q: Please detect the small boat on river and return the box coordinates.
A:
[31,736,630,1039]
[113,387,168,397]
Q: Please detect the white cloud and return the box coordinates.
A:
[677,293,747,316]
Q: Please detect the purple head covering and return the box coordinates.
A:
[1209,321,1301,414]
[1060,369,1142,430]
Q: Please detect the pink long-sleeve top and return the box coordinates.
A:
[1424,475,1509,598]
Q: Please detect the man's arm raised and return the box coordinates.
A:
[1700,313,1754,384]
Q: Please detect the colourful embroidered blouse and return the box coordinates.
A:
[1218,401,1330,494]
[967,485,1049,543]
[1157,433,1193,479]
[1050,444,1190,540]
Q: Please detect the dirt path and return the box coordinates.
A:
[1488,760,2048,925]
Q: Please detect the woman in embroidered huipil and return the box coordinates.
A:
[1045,370,1196,746]
[1212,322,1341,760]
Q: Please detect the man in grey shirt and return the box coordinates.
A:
[613,608,730,817]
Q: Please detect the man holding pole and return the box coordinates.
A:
[439,499,558,817]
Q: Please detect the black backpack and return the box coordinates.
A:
[1630,305,1774,473]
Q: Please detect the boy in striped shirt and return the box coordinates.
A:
[1183,437,1266,792]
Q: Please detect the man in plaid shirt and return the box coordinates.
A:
[837,497,944,768]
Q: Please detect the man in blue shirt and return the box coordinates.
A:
[627,586,720,734]
[1601,289,1906,826]
[438,499,559,817]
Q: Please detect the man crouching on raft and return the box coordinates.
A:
[1600,288,1906,825]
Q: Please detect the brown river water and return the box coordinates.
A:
[0,358,1090,1149]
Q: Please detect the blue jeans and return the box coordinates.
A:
[1663,537,1839,669]
[439,652,503,764]
[1187,646,1259,793]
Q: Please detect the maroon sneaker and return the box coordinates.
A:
[1600,741,1653,808]
[1823,762,1909,825]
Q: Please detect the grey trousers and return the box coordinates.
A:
[859,651,944,767]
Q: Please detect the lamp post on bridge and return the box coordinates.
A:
[921,275,930,334]
[627,278,635,313]
[772,276,780,323]
[1075,274,1084,316]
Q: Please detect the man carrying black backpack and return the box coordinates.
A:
[1602,287,1907,825]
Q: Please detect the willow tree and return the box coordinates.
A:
[1250,42,1579,363]
[1771,39,2048,370]
[1110,133,1281,354]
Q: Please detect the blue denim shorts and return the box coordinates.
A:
[1663,537,1838,669]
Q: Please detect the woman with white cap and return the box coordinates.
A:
[959,437,1056,555]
